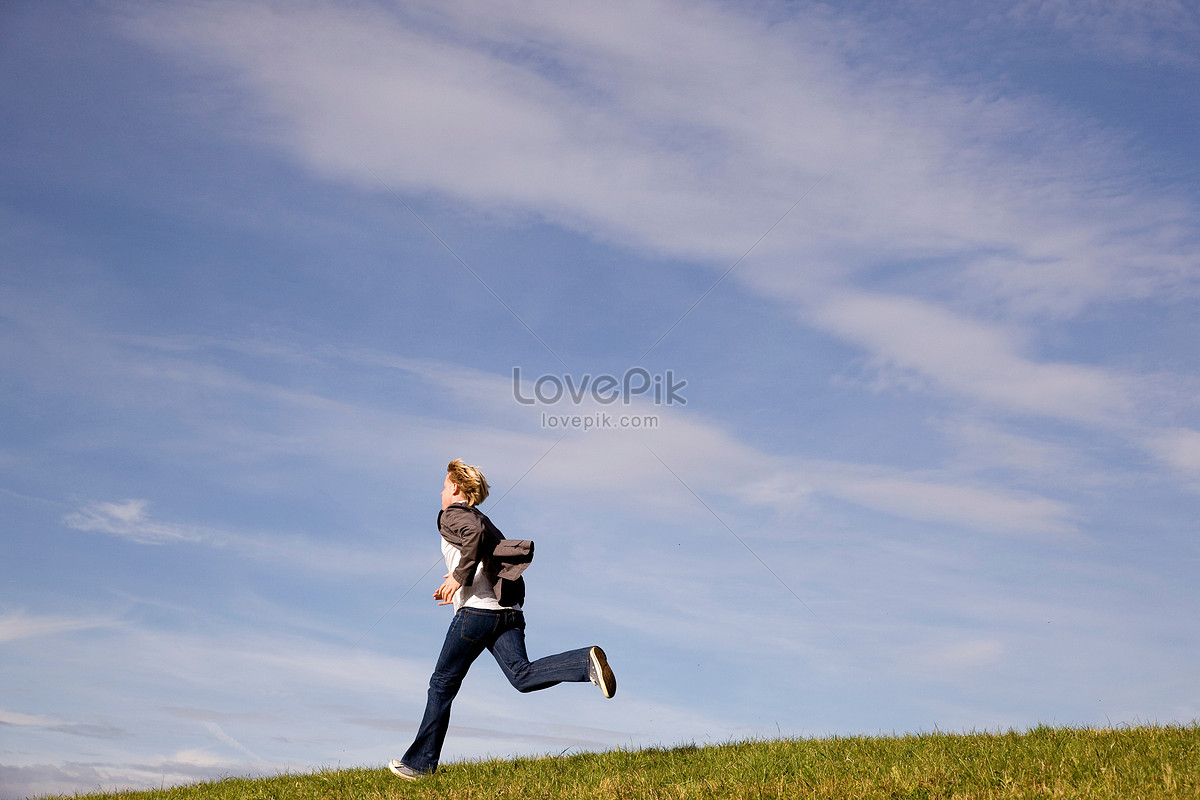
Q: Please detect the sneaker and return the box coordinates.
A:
[588,646,616,698]
[388,760,427,780]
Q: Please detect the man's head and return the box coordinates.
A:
[443,458,490,508]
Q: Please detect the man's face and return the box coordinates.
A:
[441,474,461,510]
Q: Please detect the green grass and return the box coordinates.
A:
[50,724,1199,800]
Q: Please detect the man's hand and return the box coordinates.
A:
[434,574,461,606]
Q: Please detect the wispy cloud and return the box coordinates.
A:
[64,499,205,545]
[120,0,1197,303]
[201,721,265,763]
[0,752,269,800]
[8,308,1076,540]
[1145,428,1200,482]
[61,498,414,577]
[1,611,741,795]
[0,609,118,643]
[811,466,1076,535]
[0,709,126,739]
[939,419,1095,483]
[116,0,1200,493]
[807,290,1132,424]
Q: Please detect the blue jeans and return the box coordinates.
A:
[401,608,590,774]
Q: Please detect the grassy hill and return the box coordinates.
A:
[53,723,1198,799]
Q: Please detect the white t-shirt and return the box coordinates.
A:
[442,538,519,611]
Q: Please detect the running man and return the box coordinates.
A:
[389,459,616,779]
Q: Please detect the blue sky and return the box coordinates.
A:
[2,0,1199,795]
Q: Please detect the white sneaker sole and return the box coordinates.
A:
[589,646,616,698]
[388,759,420,780]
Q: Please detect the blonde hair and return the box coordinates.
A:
[447,458,490,506]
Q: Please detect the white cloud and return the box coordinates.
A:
[0,752,269,800]
[202,721,265,762]
[29,324,1079,538]
[1,610,746,794]
[807,290,1132,424]
[813,468,1075,535]
[0,708,126,740]
[113,0,1200,493]
[456,408,1077,535]
[940,419,1089,481]
[1146,428,1200,478]
[64,499,203,544]
[0,609,118,643]
[121,0,1197,313]
[61,497,421,576]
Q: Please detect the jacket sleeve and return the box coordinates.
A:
[442,506,485,587]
